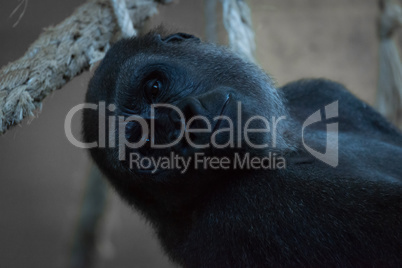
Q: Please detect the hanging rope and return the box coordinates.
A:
[222,0,256,63]
[205,0,218,43]
[377,0,402,128]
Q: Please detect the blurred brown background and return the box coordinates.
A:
[0,0,395,267]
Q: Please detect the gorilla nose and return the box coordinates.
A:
[168,97,208,143]
[174,90,231,121]
[168,90,232,145]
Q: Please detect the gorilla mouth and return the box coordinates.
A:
[124,93,233,174]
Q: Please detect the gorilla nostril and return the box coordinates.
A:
[174,121,183,130]
[169,97,208,130]
[222,93,231,113]
[169,111,185,132]
[188,132,197,143]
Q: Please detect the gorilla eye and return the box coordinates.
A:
[144,79,162,103]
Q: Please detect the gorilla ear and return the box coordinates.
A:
[161,33,201,43]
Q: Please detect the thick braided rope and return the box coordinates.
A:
[111,0,137,38]
[222,0,256,63]
[0,0,165,135]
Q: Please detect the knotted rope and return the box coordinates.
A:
[0,0,166,135]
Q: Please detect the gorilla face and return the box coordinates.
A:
[82,31,402,266]
[83,32,292,179]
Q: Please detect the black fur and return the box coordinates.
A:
[83,31,402,267]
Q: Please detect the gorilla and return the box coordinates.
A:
[82,31,402,267]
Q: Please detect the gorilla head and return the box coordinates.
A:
[83,31,293,184]
[82,31,402,267]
